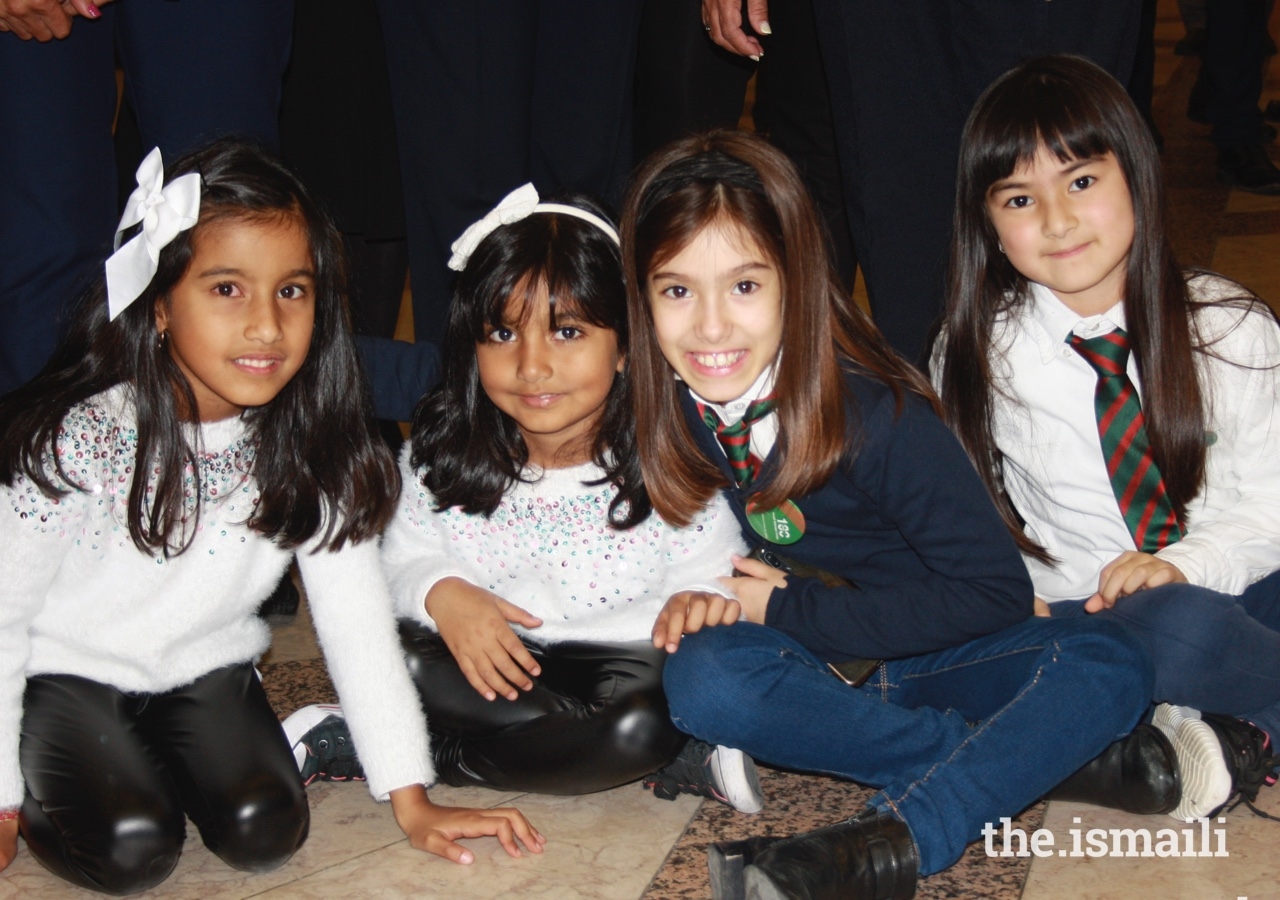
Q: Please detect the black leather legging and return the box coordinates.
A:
[399,620,686,795]
[19,662,309,895]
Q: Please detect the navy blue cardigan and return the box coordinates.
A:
[682,371,1033,662]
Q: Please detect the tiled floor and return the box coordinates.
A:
[6,1,1279,896]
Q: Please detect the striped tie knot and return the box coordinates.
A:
[1067,327,1184,552]
[698,395,776,489]
[1069,328,1130,378]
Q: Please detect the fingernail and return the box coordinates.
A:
[460,851,474,864]
[749,54,762,62]
[759,21,772,34]
[87,3,101,16]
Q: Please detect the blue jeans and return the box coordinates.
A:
[663,617,1151,875]
[1051,569,1280,748]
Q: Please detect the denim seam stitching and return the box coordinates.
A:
[885,639,1060,810]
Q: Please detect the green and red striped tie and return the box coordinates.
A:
[697,396,776,489]
[1068,327,1184,552]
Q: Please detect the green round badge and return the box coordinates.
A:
[747,499,806,545]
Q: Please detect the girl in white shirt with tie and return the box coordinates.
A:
[935,55,1280,823]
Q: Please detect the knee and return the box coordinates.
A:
[98,822,185,895]
[594,689,685,776]
[1053,618,1154,718]
[1113,584,1241,656]
[664,625,796,736]
[204,778,309,872]
[24,801,185,895]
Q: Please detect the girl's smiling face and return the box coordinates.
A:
[646,221,784,403]
[155,214,316,422]
[986,145,1135,317]
[476,281,623,469]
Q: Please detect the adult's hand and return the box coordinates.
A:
[702,0,769,59]
[0,0,106,42]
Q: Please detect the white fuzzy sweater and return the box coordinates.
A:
[0,387,432,808]
[382,449,748,642]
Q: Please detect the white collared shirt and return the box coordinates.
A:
[689,359,780,462]
[935,274,1280,600]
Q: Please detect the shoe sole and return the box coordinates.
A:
[711,747,765,815]
[1153,704,1231,820]
[708,844,748,900]
[743,866,788,900]
[281,703,344,768]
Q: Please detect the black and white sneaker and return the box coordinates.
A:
[1200,712,1279,821]
[644,739,764,814]
[282,704,366,786]
[1153,704,1231,821]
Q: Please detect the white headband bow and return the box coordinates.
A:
[105,147,202,320]
[447,182,620,272]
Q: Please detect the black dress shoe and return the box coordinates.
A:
[708,835,783,900]
[741,809,918,900]
[1049,724,1181,815]
[1217,144,1280,195]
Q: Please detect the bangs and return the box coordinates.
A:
[966,56,1134,194]
[457,208,626,344]
[634,155,783,279]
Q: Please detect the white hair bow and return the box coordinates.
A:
[105,147,202,320]
[447,182,619,272]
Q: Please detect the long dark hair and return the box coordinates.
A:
[939,54,1261,561]
[623,129,935,526]
[410,194,650,528]
[0,138,397,554]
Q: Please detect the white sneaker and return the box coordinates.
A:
[644,739,765,814]
[1152,703,1231,820]
[708,745,766,815]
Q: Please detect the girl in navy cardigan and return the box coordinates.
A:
[620,130,1157,899]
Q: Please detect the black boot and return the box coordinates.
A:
[739,809,918,900]
[1049,724,1180,815]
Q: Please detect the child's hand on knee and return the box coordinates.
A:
[427,578,543,701]
[653,590,742,653]
[390,785,545,863]
[0,816,17,872]
[1085,552,1187,612]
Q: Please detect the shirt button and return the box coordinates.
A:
[1061,348,1072,358]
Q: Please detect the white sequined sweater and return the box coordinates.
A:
[382,448,749,643]
[0,386,432,809]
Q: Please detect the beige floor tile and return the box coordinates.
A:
[256,785,700,900]
[1022,784,1280,900]
[1211,234,1280,310]
[1224,189,1280,214]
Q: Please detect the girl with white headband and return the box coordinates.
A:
[0,139,540,893]
[295,186,763,809]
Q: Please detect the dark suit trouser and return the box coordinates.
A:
[809,0,1143,364]
[0,0,294,395]
[375,0,643,345]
